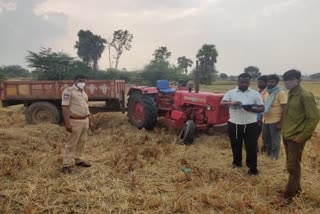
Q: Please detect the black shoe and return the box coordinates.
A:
[75,161,91,167]
[62,166,72,174]
[248,169,259,176]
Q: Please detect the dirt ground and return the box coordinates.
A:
[1,106,320,213]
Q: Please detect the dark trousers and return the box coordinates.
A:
[257,122,264,152]
[262,123,281,159]
[283,140,306,198]
[228,122,259,170]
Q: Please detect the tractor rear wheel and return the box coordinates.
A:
[127,93,158,130]
[178,120,196,144]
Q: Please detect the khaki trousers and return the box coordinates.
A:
[283,140,306,198]
[63,118,89,166]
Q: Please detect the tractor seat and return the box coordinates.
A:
[156,80,176,94]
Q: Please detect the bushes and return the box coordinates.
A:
[140,62,188,86]
[0,72,6,80]
[0,65,31,79]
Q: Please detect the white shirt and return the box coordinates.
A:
[222,87,264,125]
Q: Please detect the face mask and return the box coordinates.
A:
[76,82,86,89]
[284,80,298,90]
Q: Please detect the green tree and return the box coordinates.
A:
[108,30,133,69]
[196,44,218,85]
[0,72,6,80]
[26,48,92,80]
[141,62,171,86]
[310,73,320,80]
[152,46,171,64]
[95,68,140,82]
[26,48,74,80]
[75,30,107,71]
[220,73,228,80]
[177,56,193,74]
[140,47,187,86]
[65,60,93,80]
[244,66,261,80]
[228,75,238,81]
[0,65,31,78]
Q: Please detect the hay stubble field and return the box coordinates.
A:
[1,82,320,213]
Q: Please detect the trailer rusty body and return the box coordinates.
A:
[0,80,126,124]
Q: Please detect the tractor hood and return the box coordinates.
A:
[174,90,229,125]
[174,91,224,106]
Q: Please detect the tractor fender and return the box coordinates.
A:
[128,86,158,95]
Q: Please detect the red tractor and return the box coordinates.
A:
[127,78,229,144]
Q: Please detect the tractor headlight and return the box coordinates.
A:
[205,105,212,110]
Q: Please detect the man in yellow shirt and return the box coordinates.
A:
[262,74,287,159]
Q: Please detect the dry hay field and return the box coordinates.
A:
[1,82,320,213]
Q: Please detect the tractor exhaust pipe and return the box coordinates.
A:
[195,60,200,93]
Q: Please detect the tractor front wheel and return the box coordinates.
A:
[127,93,158,130]
[178,120,196,144]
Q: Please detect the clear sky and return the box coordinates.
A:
[1,0,319,75]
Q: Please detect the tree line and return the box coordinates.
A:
[1,28,221,86]
[1,29,319,84]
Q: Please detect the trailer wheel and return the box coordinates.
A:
[178,120,196,144]
[127,93,158,130]
[26,102,60,124]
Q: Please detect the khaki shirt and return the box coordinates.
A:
[61,86,90,117]
[262,90,288,124]
[282,85,320,142]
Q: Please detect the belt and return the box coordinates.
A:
[70,115,88,120]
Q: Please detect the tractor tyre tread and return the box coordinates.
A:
[179,120,196,144]
[127,93,158,130]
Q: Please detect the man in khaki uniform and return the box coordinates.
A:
[61,75,91,174]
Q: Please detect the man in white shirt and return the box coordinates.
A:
[220,73,265,175]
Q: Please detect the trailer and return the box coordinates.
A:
[0,80,126,124]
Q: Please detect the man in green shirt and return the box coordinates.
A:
[281,69,320,202]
